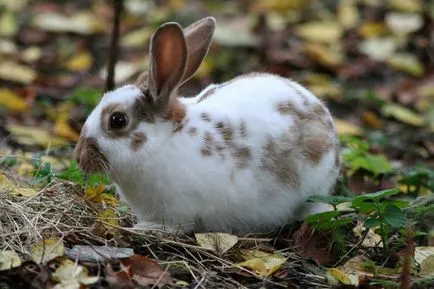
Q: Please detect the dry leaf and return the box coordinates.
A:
[296,21,343,44]
[359,37,398,61]
[100,59,146,84]
[0,88,29,113]
[0,173,37,197]
[388,0,423,12]
[31,238,65,264]
[120,255,173,287]
[334,118,363,135]
[52,257,99,287]
[326,268,352,285]
[33,12,105,35]
[387,53,424,76]
[359,21,388,38]
[213,17,259,47]
[21,46,41,63]
[337,0,359,29]
[385,13,424,35]
[65,51,93,71]
[0,61,36,84]
[381,103,425,127]
[195,233,238,256]
[420,255,434,277]
[0,250,22,271]
[8,125,68,148]
[53,119,80,141]
[304,43,344,67]
[98,208,120,227]
[121,28,152,47]
[236,249,286,277]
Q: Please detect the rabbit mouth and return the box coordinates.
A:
[74,137,108,174]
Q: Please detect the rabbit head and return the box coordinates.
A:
[74,17,216,175]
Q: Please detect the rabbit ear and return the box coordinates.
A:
[180,17,216,85]
[148,22,187,106]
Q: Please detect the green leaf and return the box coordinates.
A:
[364,217,382,228]
[305,210,340,224]
[311,217,353,230]
[353,188,400,203]
[384,205,407,228]
[307,195,352,206]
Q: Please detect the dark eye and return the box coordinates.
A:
[109,112,128,130]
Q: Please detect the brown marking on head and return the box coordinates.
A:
[239,120,247,138]
[131,132,148,151]
[188,127,198,136]
[169,100,186,122]
[74,137,108,174]
[201,131,214,156]
[261,136,300,187]
[234,146,251,169]
[201,112,211,122]
[197,86,217,103]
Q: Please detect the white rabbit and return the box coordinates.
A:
[74,17,341,234]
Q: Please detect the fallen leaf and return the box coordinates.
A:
[0,61,36,84]
[33,12,105,35]
[359,37,398,61]
[388,0,423,12]
[359,21,388,38]
[420,255,434,277]
[98,208,120,227]
[100,59,147,84]
[251,0,305,11]
[363,111,384,129]
[326,268,352,285]
[387,53,424,76]
[121,28,152,47]
[195,233,238,256]
[385,13,424,35]
[381,103,425,126]
[52,257,99,287]
[0,11,18,37]
[296,21,344,44]
[21,46,42,63]
[0,173,37,197]
[337,0,359,29]
[0,250,22,271]
[7,125,68,148]
[65,51,93,71]
[236,249,286,277]
[120,255,173,287]
[53,119,80,141]
[86,185,118,205]
[214,17,259,47]
[0,88,29,113]
[304,43,344,67]
[32,238,65,263]
[334,119,363,136]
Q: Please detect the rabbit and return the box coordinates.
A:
[74,16,341,234]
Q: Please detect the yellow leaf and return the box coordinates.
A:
[195,233,238,255]
[98,208,119,227]
[0,173,37,197]
[420,255,434,277]
[85,185,118,206]
[53,119,79,141]
[0,61,36,84]
[337,0,359,29]
[296,21,344,44]
[304,43,344,67]
[31,238,65,263]
[327,268,352,285]
[334,119,363,136]
[251,0,305,11]
[359,22,388,38]
[0,250,22,271]
[0,88,29,113]
[17,162,35,176]
[121,28,152,47]
[8,125,68,148]
[66,51,92,72]
[22,46,42,63]
[388,0,423,12]
[363,111,384,129]
[0,12,18,37]
[52,257,99,286]
[236,249,286,277]
[414,246,434,265]
[387,53,424,76]
[381,103,425,127]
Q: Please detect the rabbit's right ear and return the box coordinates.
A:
[148,23,187,108]
[181,17,216,85]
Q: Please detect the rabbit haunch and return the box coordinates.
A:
[74,17,340,233]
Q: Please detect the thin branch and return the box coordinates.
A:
[105,0,123,92]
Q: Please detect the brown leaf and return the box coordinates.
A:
[120,255,172,288]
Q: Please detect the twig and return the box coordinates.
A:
[105,0,123,92]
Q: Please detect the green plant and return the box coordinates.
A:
[341,136,393,177]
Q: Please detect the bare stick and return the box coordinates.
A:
[105,0,123,92]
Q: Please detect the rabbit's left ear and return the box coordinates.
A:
[180,17,216,85]
[149,22,187,105]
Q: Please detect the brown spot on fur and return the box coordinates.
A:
[169,100,186,122]
[201,131,214,156]
[201,112,211,122]
[188,127,198,136]
[239,120,247,138]
[131,132,147,151]
[261,136,300,187]
[198,86,217,103]
[234,146,251,169]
